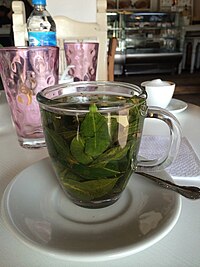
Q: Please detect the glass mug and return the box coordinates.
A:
[0,46,59,148]
[37,81,181,208]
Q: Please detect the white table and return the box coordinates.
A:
[0,92,200,267]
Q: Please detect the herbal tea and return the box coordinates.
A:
[40,94,146,208]
[37,81,181,208]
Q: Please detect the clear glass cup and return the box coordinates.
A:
[0,46,59,149]
[37,81,182,208]
[64,41,99,81]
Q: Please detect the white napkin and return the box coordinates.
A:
[139,135,200,179]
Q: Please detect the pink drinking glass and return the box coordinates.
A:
[64,41,99,81]
[0,46,59,149]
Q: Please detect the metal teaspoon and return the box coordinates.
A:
[135,171,200,200]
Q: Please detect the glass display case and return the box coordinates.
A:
[160,0,193,25]
[107,0,156,11]
[124,12,180,53]
[107,11,183,75]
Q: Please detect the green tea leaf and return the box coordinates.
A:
[80,104,110,157]
[73,163,121,180]
[60,168,84,182]
[70,136,93,164]
[109,117,118,142]
[60,130,77,141]
[62,177,119,201]
[105,160,120,172]
[91,143,130,167]
[128,97,147,124]
[128,119,140,135]
[129,137,141,162]
[45,128,66,156]
[45,128,75,164]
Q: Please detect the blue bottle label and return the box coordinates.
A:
[28,32,56,46]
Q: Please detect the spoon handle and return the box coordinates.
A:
[135,172,200,200]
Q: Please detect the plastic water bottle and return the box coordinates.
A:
[27,0,56,46]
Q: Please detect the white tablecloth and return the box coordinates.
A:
[0,92,200,267]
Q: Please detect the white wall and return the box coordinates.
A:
[47,0,96,22]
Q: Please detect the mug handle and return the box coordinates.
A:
[136,107,182,172]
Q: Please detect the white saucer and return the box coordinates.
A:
[166,98,188,114]
[1,158,181,262]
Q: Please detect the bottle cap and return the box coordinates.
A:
[32,0,46,5]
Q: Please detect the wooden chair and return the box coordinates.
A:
[107,37,118,81]
[12,1,27,47]
[11,0,110,81]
